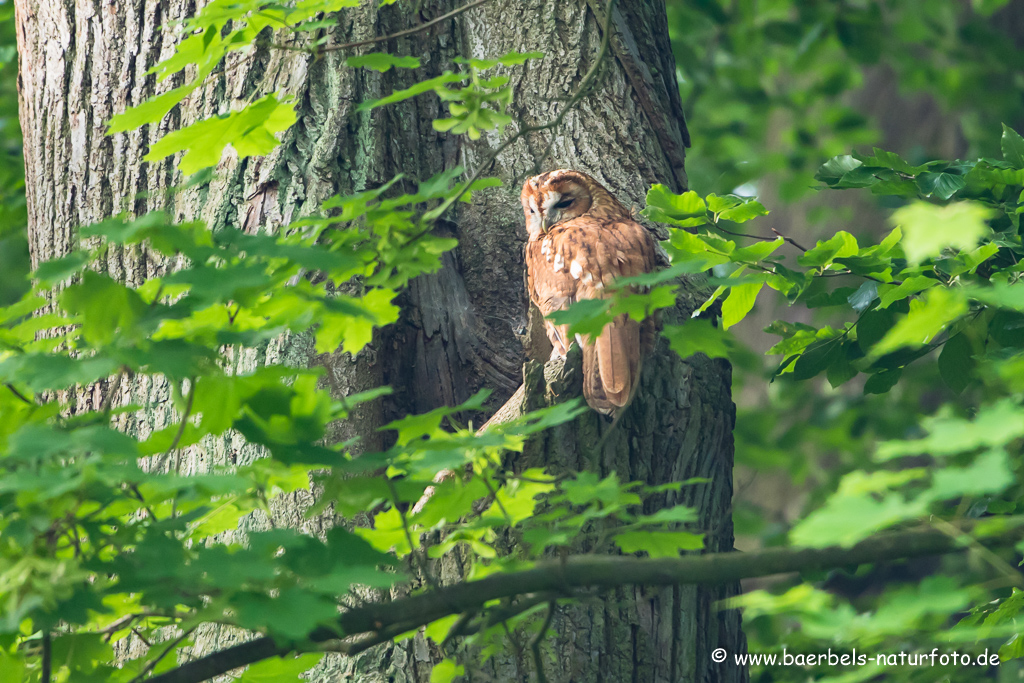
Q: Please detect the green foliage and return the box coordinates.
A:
[0,169,690,678]
[106,0,541,176]
[0,4,28,306]
[641,124,1024,680]
[145,95,297,175]
[0,7,685,680]
[8,0,1024,680]
[670,0,1024,199]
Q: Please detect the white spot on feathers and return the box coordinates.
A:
[570,260,583,279]
[553,252,564,272]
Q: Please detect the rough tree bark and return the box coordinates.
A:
[15,0,746,680]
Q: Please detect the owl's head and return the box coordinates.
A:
[521,169,604,238]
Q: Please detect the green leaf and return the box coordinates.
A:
[346,53,421,72]
[424,615,461,645]
[60,271,148,345]
[925,448,1013,502]
[791,491,927,548]
[815,155,863,184]
[457,50,544,69]
[663,230,733,270]
[719,199,769,223]
[662,319,732,360]
[721,282,762,329]
[33,250,91,285]
[857,147,928,175]
[643,185,707,226]
[107,79,203,134]
[459,176,503,202]
[636,504,698,524]
[357,72,467,111]
[706,193,743,213]
[1002,123,1024,169]
[964,281,1024,311]
[546,298,611,338]
[497,50,544,66]
[234,653,325,682]
[731,237,783,262]
[315,288,400,355]
[877,398,1024,459]
[797,231,859,267]
[916,171,967,200]
[791,339,843,381]
[430,658,466,683]
[863,368,902,394]
[612,530,705,557]
[938,332,975,394]
[877,275,937,309]
[893,200,994,265]
[847,281,879,312]
[145,95,297,174]
[871,287,967,356]
[233,587,340,640]
[826,346,858,388]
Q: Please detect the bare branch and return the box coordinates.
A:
[530,602,556,683]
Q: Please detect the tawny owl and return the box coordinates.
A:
[521,169,658,416]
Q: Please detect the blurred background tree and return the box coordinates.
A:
[0,2,28,306]
[661,1,1024,680]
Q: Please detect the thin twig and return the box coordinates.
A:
[530,601,556,683]
[4,382,32,404]
[771,227,809,252]
[500,619,527,665]
[529,0,618,174]
[166,378,196,478]
[713,224,809,254]
[266,0,492,54]
[41,632,51,683]
[127,483,159,523]
[439,610,476,651]
[132,628,153,648]
[99,612,174,642]
[128,627,196,683]
[929,517,1024,590]
[385,477,440,591]
[713,225,774,242]
[431,0,619,220]
[479,474,513,526]
[100,370,125,416]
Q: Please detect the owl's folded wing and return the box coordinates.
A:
[551,218,657,414]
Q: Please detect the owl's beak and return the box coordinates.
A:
[541,211,559,232]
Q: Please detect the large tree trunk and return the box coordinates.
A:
[15,0,745,680]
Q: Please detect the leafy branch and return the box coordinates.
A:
[430,0,619,220]
[147,516,1024,683]
[266,0,494,53]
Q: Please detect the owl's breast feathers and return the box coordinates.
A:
[525,215,658,415]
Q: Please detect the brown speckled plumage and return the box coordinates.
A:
[521,170,657,415]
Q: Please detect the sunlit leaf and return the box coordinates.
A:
[893,200,993,265]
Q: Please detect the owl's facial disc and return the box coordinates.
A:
[541,191,578,231]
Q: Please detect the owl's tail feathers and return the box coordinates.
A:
[583,314,641,415]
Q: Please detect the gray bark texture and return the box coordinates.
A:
[15,0,746,680]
